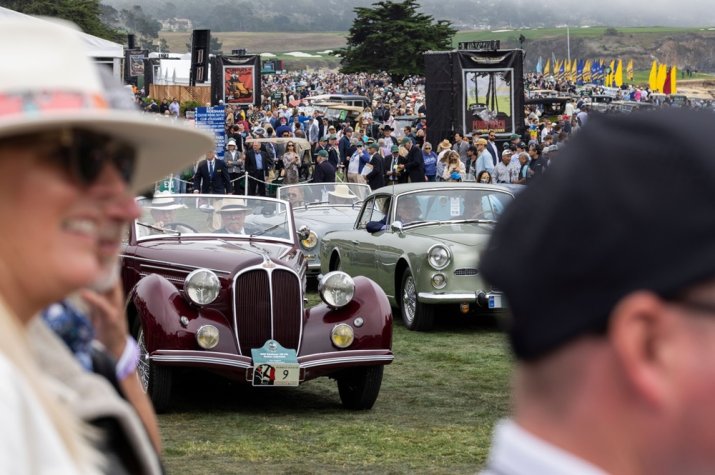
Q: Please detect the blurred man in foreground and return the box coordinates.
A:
[480,109,715,475]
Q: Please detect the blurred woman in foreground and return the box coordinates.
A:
[0,19,212,474]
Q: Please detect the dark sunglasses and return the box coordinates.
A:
[6,128,136,186]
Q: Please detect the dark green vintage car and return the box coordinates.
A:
[319,183,515,331]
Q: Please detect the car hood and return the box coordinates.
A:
[130,239,295,274]
[293,206,359,231]
[406,223,494,247]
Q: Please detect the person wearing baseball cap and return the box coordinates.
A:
[312,149,335,183]
[365,142,385,190]
[385,144,405,184]
[493,149,517,184]
[0,18,213,474]
[480,109,715,475]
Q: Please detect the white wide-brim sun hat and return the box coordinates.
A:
[0,18,214,193]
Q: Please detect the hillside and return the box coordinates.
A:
[159,27,715,74]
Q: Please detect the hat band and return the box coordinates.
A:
[0,91,109,119]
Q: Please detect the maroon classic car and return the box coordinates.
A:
[121,193,393,411]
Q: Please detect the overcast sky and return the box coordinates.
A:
[519,0,715,26]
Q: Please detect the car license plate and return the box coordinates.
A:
[252,363,300,386]
[251,339,300,387]
[488,294,503,309]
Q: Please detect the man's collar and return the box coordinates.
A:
[485,420,608,475]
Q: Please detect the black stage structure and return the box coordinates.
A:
[424,43,524,146]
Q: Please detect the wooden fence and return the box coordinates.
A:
[148,85,211,105]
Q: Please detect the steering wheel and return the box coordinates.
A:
[468,211,494,220]
[164,222,198,233]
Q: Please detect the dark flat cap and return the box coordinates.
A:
[481,109,715,361]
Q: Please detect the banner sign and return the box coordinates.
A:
[210,55,262,107]
[195,106,225,159]
[223,65,255,104]
[124,49,147,82]
[463,68,515,134]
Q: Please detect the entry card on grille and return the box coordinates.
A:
[251,340,299,386]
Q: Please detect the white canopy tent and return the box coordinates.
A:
[0,6,124,77]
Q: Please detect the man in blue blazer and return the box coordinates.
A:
[193,149,232,194]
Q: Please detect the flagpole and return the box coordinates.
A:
[566,26,571,64]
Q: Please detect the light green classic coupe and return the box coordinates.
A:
[319,182,515,331]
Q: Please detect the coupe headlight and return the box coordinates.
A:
[301,230,319,250]
[318,271,355,308]
[196,325,220,349]
[331,323,354,348]
[185,269,220,305]
[427,244,451,270]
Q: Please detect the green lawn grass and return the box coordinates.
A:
[158,295,513,474]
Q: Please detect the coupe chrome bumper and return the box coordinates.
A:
[417,291,506,309]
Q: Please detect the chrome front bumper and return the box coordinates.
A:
[417,291,506,309]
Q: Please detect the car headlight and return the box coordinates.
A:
[318,271,355,308]
[301,230,319,250]
[427,244,451,270]
[331,323,354,348]
[196,325,220,349]
[185,269,220,305]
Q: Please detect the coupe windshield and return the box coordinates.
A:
[394,188,513,225]
[278,183,370,207]
[135,194,293,241]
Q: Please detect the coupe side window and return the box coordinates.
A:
[357,198,375,229]
[357,196,391,229]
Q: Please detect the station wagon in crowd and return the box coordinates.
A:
[121,193,393,411]
[277,183,370,278]
[319,183,515,331]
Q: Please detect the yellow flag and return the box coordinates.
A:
[648,60,658,90]
[544,58,551,75]
[615,59,623,87]
[657,64,667,92]
[626,59,634,82]
[608,60,615,87]
[570,58,577,82]
[671,65,677,93]
[583,59,592,83]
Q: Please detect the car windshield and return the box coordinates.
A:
[278,183,370,207]
[394,188,513,226]
[135,194,293,242]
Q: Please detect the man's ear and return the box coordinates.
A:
[609,291,680,410]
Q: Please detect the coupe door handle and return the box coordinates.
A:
[351,240,359,245]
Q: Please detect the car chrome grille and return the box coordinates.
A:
[454,268,478,276]
[233,268,302,356]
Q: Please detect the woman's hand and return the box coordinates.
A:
[80,282,128,360]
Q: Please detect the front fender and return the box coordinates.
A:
[127,274,238,355]
[300,276,393,355]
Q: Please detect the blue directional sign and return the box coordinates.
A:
[195,106,225,159]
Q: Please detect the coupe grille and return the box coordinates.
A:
[233,268,302,355]
[454,268,478,276]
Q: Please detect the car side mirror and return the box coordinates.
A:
[391,221,403,234]
[297,225,310,241]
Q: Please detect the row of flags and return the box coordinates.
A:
[535,57,634,86]
[648,60,678,94]
[535,57,678,93]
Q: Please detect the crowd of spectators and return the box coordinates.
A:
[142,69,707,194]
